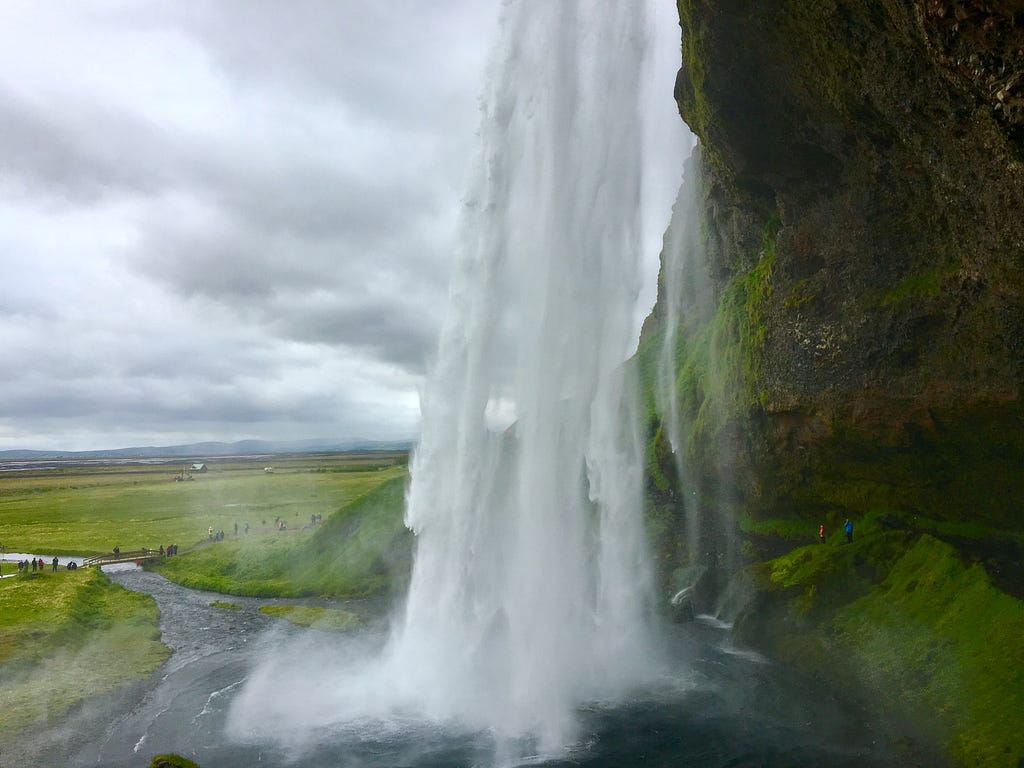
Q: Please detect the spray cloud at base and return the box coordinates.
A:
[227,0,668,757]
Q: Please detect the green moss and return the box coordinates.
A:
[675,1,711,145]
[783,277,815,309]
[210,600,242,610]
[259,604,360,631]
[666,217,777,454]
[150,755,201,768]
[749,532,1024,766]
[866,262,958,306]
[834,536,1024,766]
[740,514,822,541]
[775,2,861,114]
[645,424,672,493]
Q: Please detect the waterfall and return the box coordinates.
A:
[656,147,744,614]
[656,152,705,574]
[386,0,658,752]
[226,0,663,758]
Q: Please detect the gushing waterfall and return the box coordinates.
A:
[226,0,662,758]
[387,0,658,752]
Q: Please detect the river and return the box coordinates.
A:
[14,566,935,767]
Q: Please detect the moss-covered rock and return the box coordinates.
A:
[662,0,1024,531]
[640,2,1024,764]
[734,532,1024,766]
[150,755,201,768]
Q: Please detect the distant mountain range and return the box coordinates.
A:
[0,437,415,460]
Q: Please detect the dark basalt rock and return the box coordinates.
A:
[657,0,1024,538]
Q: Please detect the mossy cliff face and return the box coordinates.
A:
[640,2,1024,764]
[645,0,1024,561]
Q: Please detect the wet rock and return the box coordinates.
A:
[669,587,696,622]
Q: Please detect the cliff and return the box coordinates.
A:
[640,2,1024,765]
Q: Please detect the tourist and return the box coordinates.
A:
[819,524,825,544]
[844,518,854,543]
[52,556,59,572]
[31,559,36,572]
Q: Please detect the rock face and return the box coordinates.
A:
[640,3,1024,762]
[645,0,1024,570]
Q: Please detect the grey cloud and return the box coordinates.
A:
[204,158,440,244]
[0,1,501,450]
[147,0,496,129]
[0,90,174,202]
[273,299,439,374]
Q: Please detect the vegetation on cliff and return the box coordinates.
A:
[639,1,1024,764]
[738,530,1023,766]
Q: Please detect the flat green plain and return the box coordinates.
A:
[0,453,407,556]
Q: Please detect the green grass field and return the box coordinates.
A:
[0,453,407,556]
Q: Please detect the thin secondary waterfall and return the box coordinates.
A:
[655,147,742,614]
[657,153,705,572]
[387,0,658,752]
[655,153,712,593]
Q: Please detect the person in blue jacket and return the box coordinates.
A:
[844,518,854,544]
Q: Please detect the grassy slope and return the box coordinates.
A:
[0,457,405,555]
[0,567,169,744]
[152,473,412,598]
[742,529,1024,767]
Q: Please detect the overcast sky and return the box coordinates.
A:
[0,1,687,452]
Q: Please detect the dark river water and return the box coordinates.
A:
[25,568,934,767]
